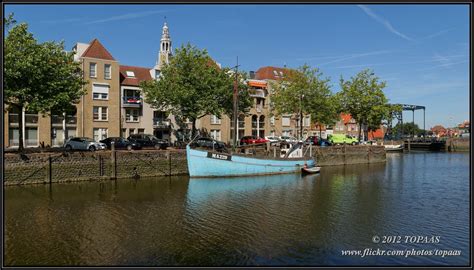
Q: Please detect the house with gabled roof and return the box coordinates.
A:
[72,38,121,141]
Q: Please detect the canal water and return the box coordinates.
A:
[4,152,470,266]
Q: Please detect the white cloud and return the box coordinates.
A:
[357,5,413,41]
[419,28,455,41]
[84,10,170,25]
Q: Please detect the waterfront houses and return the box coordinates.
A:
[196,66,320,143]
[74,39,122,141]
[4,22,174,148]
[4,21,377,149]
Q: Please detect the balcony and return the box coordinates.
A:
[122,96,143,108]
[153,118,171,129]
[249,89,266,98]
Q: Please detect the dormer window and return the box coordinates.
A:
[273,70,278,76]
[126,71,135,78]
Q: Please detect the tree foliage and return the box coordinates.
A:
[4,15,86,151]
[270,64,337,138]
[392,122,427,137]
[141,43,251,137]
[337,69,390,141]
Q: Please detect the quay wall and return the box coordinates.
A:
[4,145,386,186]
[446,138,470,152]
[310,145,386,166]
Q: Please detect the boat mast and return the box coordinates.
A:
[232,56,239,150]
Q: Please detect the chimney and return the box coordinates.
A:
[249,71,255,79]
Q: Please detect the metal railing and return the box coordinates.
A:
[249,89,265,98]
[123,96,142,106]
[153,118,171,128]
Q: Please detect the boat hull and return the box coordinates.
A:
[186,146,315,178]
[302,166,321,175]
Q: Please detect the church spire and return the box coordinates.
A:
[155,19,172,71]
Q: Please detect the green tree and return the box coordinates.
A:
[270,64,336,139]
[393,122,424,137]
[337,69,390,141]
[141,43,250,138]
[4,16,86,151]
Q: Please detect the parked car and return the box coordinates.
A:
[305,136,332,146]
[279,136,298,144]
[127,134,168,150]
[328,134,359,145]
[64,137,107,151]
[240,135,269,145]
[100,137,142,150]
[304,136,320,145]
[191,137,227,152]
[265,136,281,144]
[318,139,332,147]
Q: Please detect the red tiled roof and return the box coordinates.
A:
[247,80,267,88]
[341,113,352,125]
[120,65,153,86]
[255,66,290,80]
[431,125,446,134]
[368,129,384,140]
[81,39,115,61]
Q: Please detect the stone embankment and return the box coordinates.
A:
[4,145,385,186]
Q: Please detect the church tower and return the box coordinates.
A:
[154,21,172,75]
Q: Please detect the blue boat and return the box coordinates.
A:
[186,145,315,178]
[185,60,315,178]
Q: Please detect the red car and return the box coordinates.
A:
[305,136,320,145]
[240,135,269,145]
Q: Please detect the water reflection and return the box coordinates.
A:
[4,153,469,266]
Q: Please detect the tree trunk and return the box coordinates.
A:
[300,111,303,140]
[319,125,322,138]
[17,105,25,152]
[358,123,362,142]
[191,118,197,138]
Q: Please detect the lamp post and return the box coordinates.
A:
[299,93,304,140]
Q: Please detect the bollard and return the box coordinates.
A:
[343,144,346,165]
[273,146,277,158]
[367,146,370,163]
[168,151,172,176]
[46,155,52,184]
[111,141,116,179]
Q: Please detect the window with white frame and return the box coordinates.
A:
[92,84,109,100]
[90,62,97,78]
[125,108,140,122]
[93,106,108,121]
[210,129,221,141]
[210,115,221,124]
[282,116,291,126]
[126,71,135,78]
[304,116,311,127]
[93,128,108,141]
[270,116,275,126]
[104,64,111,79]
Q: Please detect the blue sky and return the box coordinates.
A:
[4,4,470,129]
